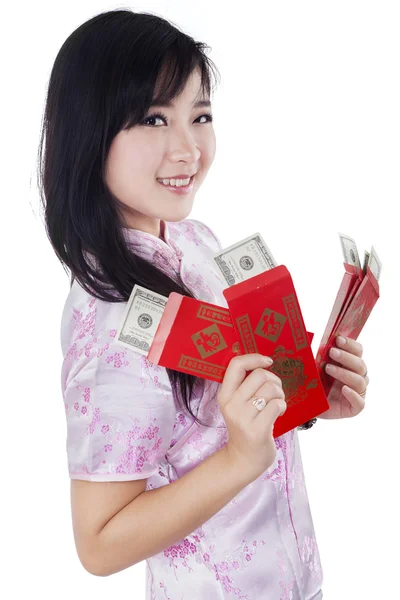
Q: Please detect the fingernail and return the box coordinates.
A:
[337,336,346,345]
[263,356,273,366]
[326,364,337,373]
[330,348,341,359]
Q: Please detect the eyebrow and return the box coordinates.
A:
[149,99,211,109]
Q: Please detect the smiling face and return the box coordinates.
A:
[104,67,216,238]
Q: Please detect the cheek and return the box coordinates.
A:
[202,135,216,168]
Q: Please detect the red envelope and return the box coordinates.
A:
[148,291,315,384]
[316,261,363,369]
[148,293,241,382]
[222,265,329,437]
[317,262,380,395]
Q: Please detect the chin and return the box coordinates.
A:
[165,201,195,223]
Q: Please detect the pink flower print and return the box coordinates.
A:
[300,535,322,582]
[279,579,295,600]
[105,350,130,368]
[164,538,197,562]
[104,444,113,452]
[245,554,251,561]
[178,413,187,426]
[203,553,210,562]
[72,305,97,342]
[96,341,110,357]
[83,387,91,402]
[89,407,100,434]
[179,221,200,245]
[74,402,79,411]
[110,329,117,338]
[101,425,109,434]
[84,340,94,358]
[81,406,87,415]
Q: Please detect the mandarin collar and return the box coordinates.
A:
[121,220,172,250]
[121,220,184,281]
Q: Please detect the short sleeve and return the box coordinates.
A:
[61,322,177,482]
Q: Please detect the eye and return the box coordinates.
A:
[140,112,214,127]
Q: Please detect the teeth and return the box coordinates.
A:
[160,177,191,187]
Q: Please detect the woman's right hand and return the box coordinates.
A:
[218,353,287,481]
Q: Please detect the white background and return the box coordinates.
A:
[2,1,398,598]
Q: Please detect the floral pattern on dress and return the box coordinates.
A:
[61,218,324,599]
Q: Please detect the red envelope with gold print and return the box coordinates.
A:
[147,293,241,383]
[223,265,330,438]
[148,290,316,432]
[317,260,380,395]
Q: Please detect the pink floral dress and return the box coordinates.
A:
[60,218,324,599]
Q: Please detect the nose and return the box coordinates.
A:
[168,127,201,163]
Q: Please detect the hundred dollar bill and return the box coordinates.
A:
[338,233,362,269]
[116,285,168,356]
[367,246,382,282]
[362,250,370,275]
[213,232,277,287]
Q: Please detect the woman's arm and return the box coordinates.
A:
[90,445,255,576]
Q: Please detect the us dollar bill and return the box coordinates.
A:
[367,246,382,282]
[362,250,370,275]
[338,233,362,269]
[213,232,277,287]
[116,285,168,356]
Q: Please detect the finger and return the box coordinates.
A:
[235,368,285,408]
[248,380,287,421]
[325,363,367,394]
[253,398,287,436]
[335,334,363,358]
[218,354,274,407]
[341,385,366,415]
[328,347,367,377]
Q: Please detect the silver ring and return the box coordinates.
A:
[252,397,267,411]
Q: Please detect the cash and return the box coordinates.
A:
[213,232,277,286]
[339,233,362,269]
[339,233,381,282]
[362,250,370,275]
[116,285,168,356]
[368,246,382,282]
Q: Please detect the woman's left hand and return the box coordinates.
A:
[318,335,369,419]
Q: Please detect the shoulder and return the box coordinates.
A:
[60,280,124,358]
[171,218,223,253]
[60,281,172,400]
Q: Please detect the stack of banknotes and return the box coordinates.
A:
[115,232,381,437]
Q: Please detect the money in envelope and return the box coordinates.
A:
[316,234,381,396]
[147,233,329,437]
[216,234,329,436]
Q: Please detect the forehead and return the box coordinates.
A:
[151,67,210,108]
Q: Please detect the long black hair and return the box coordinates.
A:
[37,8,221,428]
[37,8,316,432]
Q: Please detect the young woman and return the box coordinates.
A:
[38,8,370,599]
